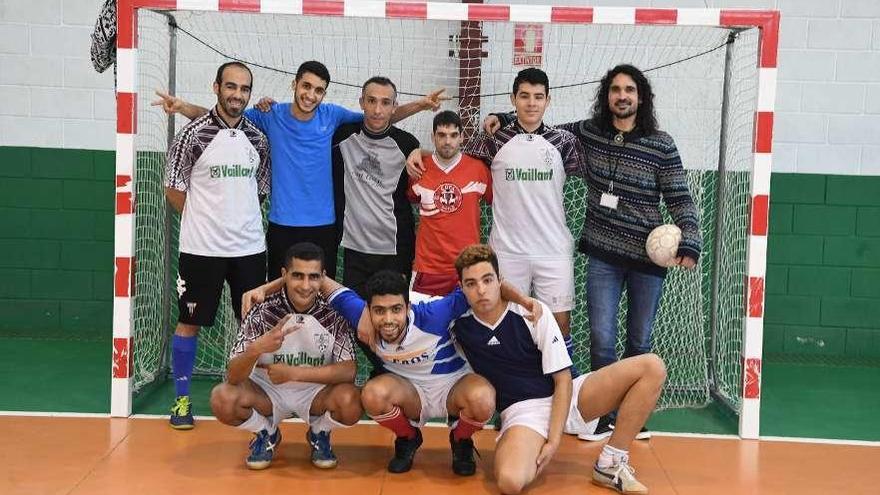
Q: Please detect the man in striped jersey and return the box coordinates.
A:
[163,62,270,430]
[210,243,361,470]
[325,271,539,476]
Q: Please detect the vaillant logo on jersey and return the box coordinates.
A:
[504,168,553,181]
[210,165,256,179]
[487,336,501,346]
[273,352,325,367]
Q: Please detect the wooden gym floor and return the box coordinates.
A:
[3,415,878,495]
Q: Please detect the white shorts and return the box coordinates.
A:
[496,254,575,312]
[565,373,599,436]
[410,369,470,426]
[499,374,596,439]
[250,371,325,429]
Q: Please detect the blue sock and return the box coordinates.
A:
[172,334,198,397]
[565,335,581,378]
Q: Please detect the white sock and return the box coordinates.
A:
[598,444,628,469]
[310,411,352,434]
[238,410,274,434]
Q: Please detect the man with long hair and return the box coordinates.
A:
[483,64,701,440]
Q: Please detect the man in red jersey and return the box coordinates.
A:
[408,110,492,296]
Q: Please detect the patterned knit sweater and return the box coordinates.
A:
[558,118,702,276]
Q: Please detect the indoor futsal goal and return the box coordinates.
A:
[111,0,778,439]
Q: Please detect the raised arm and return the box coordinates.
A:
[152,90,209,120]
[500,281,543,323]
[391,88,448,123]
[321,277,373,346]
[241,277,283,319]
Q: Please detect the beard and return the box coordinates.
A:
[611,103,636,120]
[220,98,245,117]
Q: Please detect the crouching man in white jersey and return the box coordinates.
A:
[210,243,361,470]
[451,245,666,494]
[324,271,540,476]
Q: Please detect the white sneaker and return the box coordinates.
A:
[592,459,648,494]
[578,417,613,441]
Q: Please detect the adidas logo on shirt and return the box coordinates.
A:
[552,335,559,343]
[487,336,501,346]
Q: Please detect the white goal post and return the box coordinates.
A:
[112,0,778,440]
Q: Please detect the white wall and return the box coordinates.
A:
[0,0,117,150]
[1,0,878,175]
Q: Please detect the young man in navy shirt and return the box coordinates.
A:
[452,244,667,494]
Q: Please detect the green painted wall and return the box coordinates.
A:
[0,146,114,340]
[3,146,880,360]
[765,174,880,360]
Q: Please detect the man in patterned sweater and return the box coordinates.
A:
[164,62,270,430]
[486,64,701,440]
[210,242,361,471]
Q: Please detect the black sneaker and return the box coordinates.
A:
[578,415,613,441]
[449,430,478,476]
[387,428,423,473]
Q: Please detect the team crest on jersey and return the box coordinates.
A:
[314,333,330,353]
[434,182,462,213]
[541,147,555,168]
[248,147,258,166]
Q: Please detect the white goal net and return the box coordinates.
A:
[131,6,759,414]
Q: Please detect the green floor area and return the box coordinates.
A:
[1,337,877,441]
[0,338,110,413]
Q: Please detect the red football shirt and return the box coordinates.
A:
[409,153,492,275]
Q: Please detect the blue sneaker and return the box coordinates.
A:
[306,429,338,469]
[169,396,194,430]
[246,428,282,470]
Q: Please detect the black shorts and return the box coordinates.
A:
[267,222,340,280]
[176,251,267,327]
[342,248,412,298]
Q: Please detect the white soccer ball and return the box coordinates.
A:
[646,224,682,267]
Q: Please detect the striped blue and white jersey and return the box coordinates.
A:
[329,287,471,384]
